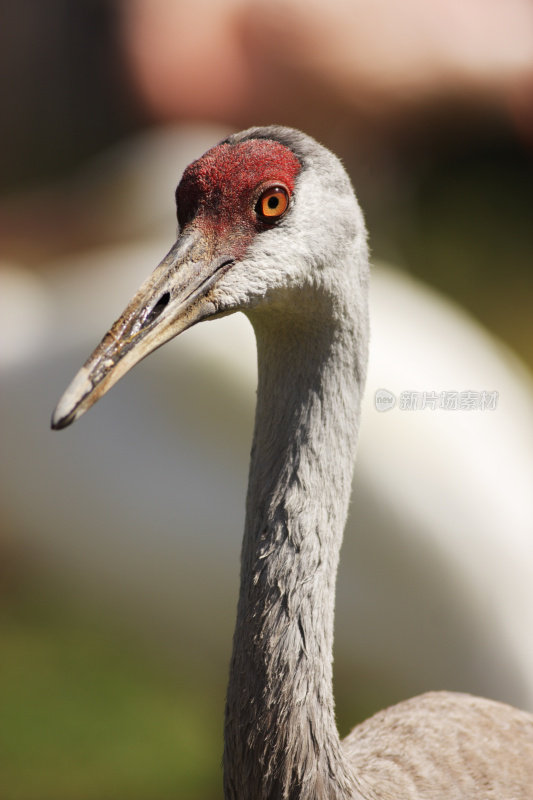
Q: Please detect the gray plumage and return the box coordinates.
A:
[52,126,533,799]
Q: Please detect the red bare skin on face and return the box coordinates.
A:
[176,139,301,260]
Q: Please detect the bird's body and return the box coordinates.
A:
[53,127,533,798]
[346,691,533,798]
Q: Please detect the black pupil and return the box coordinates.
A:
[267,196,279,209]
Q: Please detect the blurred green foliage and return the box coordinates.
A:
[0,583,222,800]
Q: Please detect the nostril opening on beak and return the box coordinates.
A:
[143,292,170,328]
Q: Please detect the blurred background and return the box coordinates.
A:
[1,1,532,798]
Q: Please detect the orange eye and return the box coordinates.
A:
[256,186,289,221]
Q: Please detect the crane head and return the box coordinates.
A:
[51,126,366,430]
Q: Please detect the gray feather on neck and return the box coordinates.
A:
[223,133,370,798]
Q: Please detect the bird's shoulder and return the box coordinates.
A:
[343,690,533,799]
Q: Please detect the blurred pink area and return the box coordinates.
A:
[121,0,533,138]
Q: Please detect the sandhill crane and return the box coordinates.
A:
[52,126,533,799]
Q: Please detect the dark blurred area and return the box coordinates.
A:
[1,2,532,799]
[0,0,136,192]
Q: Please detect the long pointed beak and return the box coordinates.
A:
[51,229,234,430]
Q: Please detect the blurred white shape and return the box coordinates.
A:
[354,266,533,707]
